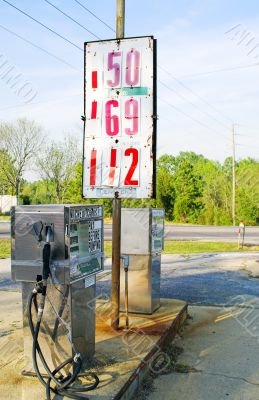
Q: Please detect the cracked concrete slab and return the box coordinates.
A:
[148,306,259,400]
[244,260,259,278]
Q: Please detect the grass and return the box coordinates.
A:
[104,241,112,257]
[0,239,258,260]
[104,240,259,258]
[0,239,11,259]
[0,215,10,221]
[163,241,259,254]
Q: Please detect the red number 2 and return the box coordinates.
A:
[124,148,139,186]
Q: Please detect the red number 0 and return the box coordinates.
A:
[124,148,139,186]
[126,50,140,86]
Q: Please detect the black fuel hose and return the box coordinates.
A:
[27,242,99,400]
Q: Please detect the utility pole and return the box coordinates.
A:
[111,0,125,330]
[232,124,236,227]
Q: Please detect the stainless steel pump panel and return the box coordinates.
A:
[120,254,161,314]
[11,204,104,284]
[121,208,164,255]
[22,280,96,373]
[11,204,103,374]
[120,208,165,314]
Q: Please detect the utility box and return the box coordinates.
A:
[120,208,164,314]
[11,204,104,374]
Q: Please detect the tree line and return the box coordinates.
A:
[0,118,258,225]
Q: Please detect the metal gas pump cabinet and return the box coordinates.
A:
[120,208,165,314]
[11,204,104,374]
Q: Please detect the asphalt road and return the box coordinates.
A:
[2,253,259,305]
[1,221,259,243]
[97,253,259,306]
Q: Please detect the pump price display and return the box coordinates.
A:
[83,36,156,199]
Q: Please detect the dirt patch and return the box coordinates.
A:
[185,309,220,335]
[135,343,187,399]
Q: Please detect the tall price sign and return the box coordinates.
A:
[83,36,157,199]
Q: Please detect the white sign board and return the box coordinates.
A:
[83,36,156,199]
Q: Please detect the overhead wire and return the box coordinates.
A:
[0,1,230,145]
[179,63,259,79]
[237,123,259,132]
[1,0,257,156]
[0,23,80,71]
[43,0,101,39]
[73,0,115,33]
[158,78,230,131]
[1,0,83,51]
[158,64,234,124]
[42,3,233,144]
[0,93,81,112]
[158,96,229,141]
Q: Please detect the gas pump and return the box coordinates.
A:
[120,208,165,315]
[11,204,103,399]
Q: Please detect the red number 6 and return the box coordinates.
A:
[105,100,119,136]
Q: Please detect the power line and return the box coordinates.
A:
[158,78,229,131]
[1,0,83,51]
[158,64,233,124]
[0,23,80,71]
[73,0,115,33]
[158,96,229,141]
[231,124,236,226]
[43,0,101,40]
[237,123,259,132]
[236,143,259,149]
[0,93,81,112]
[180,63,259,79]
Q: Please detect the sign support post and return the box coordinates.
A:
[82,1,156,329]
[111,0,125,330]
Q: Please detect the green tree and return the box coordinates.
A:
[0,118,43,201]
[156,154,176,220]
[37,136,79,203]
[0,149,15,195]
[172,152,204,223]
[236,159,259,225]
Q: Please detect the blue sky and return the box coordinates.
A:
[0,0,259,177]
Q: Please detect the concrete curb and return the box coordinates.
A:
[113,303,188,400]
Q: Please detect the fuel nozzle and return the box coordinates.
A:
[32,221,43,242]
[42,226,52,282]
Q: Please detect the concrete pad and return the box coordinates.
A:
[244,259,259,278]
[0,291,187,400]
[148,306,259,400]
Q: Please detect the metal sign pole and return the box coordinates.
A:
[111,0,125,330]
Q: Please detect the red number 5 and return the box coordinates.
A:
[107,51,121,87]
